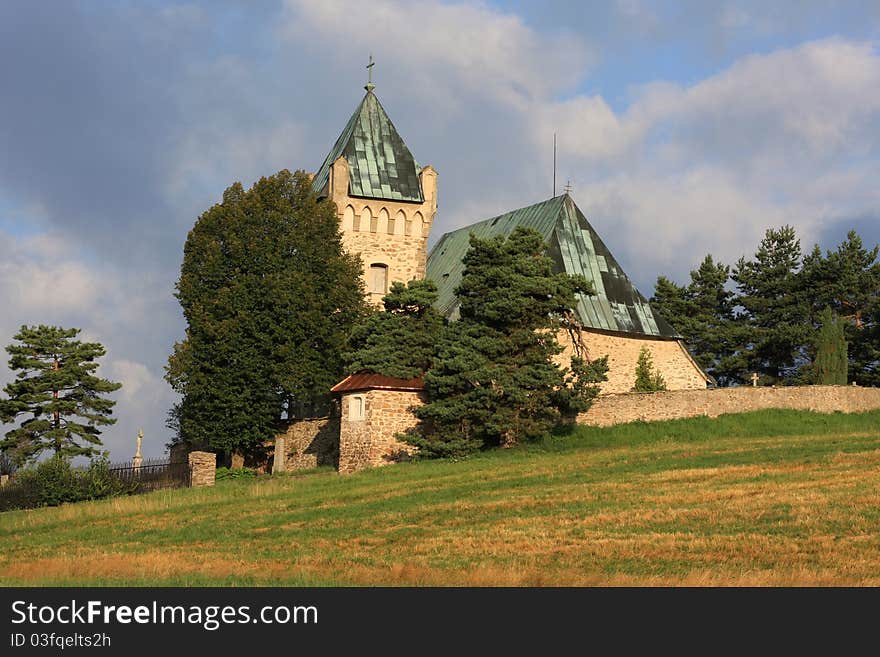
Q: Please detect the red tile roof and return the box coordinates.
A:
[331,373,424,393]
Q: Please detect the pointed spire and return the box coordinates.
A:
[365,53,375,93]
[312,79,423,202]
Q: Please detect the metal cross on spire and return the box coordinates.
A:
[365,54,375,92]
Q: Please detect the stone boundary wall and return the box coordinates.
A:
[579,385,880,427]
[188,451,216,487]
[273,415,340,472]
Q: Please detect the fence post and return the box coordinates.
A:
[188,451,216,487]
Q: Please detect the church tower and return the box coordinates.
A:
[311,69,437,305]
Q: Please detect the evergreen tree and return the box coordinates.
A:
[0,325,121,464]
[632,346,667,392]
[813,308,848,385]
[652,255,743,386]
[732,225,810,383]
[345,279,445,379]
[801,232,880,385]
[405,227,607,458]
[166,169,368,459]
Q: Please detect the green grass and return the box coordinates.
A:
[2,409,879,586]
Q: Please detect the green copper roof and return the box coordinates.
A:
[426,194,680,338]
[312,90,424,203]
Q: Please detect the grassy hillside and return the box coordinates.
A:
[2,409,879,586]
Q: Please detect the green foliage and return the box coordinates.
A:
[167,170,369,457]
[0,456,135,512]
[732,225,810,383]
[801,232,880,386]
[406,227,608,458]
[0,326,121,465]
[0,451,16,476]
[813,308,848,385]
[345,279,445,378]
[652,257,742,385]
[654,226,880,387]
[215,466,258,481]
[632,347,667,392]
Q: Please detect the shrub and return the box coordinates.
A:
[0,456,137,512]
[632,347,667,392]
[215,466,258,481]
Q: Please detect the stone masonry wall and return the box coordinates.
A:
[556,329,707,394]
[273,416,340,472]
[338,389,423,474]
[580,385,880,427]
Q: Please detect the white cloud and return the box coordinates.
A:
[282,0,594,113]
[535,38,880,281]
[282,1,880,289]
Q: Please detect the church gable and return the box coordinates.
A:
[311,90,424,203]
[426,194,678,338]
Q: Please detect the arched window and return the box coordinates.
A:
[369,263,388,295]
[395,210,406,235]
[411,211,423,237]
[378,208,389,235]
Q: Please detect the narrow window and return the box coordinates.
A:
[369,263,388,295]
[349,394,365,421]
[343,205,355,231]
[411,211,423,237]
[361,206,373,233]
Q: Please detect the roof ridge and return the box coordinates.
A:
[434,195,566,242]
[426,193,681,338]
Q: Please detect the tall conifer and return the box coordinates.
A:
[0,325,121,464]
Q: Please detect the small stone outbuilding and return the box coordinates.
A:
[331,373,424,474]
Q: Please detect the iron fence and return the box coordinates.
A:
[108,458,192,493]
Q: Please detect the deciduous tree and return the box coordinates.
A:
[166,170,368,459]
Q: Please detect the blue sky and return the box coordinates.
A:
[1,1,879,459]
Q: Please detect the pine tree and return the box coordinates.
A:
[166,170,369,459]
[405,227,607,458]
[801,231,880,385]
[632,346,667,392]
[0,325,121,464]
[813,308,848,385]
[652,255,743,386]
[344,279,445,379]
[732,225,810,383]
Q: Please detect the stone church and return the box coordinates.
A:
[274,79,708,473]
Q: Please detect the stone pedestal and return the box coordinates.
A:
[272,436,287,473]
[188,451,216,487]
